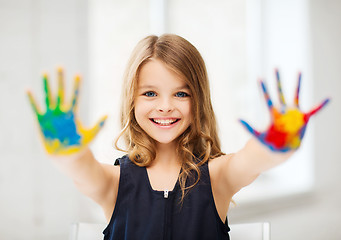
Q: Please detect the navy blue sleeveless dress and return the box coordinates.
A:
[103,155,230,240]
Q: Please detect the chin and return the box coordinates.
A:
[153,136,179,146]
[155,139,177,145]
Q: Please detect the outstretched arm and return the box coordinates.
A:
[27,69,118,216]
[225,70,330,192]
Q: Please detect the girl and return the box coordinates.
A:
[27,34,329,240]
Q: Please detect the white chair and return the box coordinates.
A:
[230,222,270,240]
[70,222,270,240]
[69,223,106,240]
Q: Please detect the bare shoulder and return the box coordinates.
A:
[101,162,120,180]
[100,162,120,193]
[208,154,235,194]
[208,153,235,177]
[98,163,121,220]
[208,154,236,218]
[208,152,256,196]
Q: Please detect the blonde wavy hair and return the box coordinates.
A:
[115,34,224,201]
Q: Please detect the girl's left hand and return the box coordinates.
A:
[239,70,330,152]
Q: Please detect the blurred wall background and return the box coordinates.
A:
[0,0,340,239]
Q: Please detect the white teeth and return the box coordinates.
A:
[153,119,177,125]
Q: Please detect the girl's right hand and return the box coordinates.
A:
[27,68,107,155]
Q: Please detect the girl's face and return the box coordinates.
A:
[134,59,192,146]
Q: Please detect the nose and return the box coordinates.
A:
[158,97,174,113]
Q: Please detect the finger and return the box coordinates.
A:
[305,98,330,119]
[275,69,286,106]
[26,90,42,116]
[56,67,65,108]
[71,74,81,111]
[239,119,260,137]
[43,73,54,109]
[260,80,274,111]
[83,115,108,144]
[294,72,302,108]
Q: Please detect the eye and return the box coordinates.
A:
[143,91,157,97]
[175,91,190,98]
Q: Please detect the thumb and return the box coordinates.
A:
[82,115,108,145]
[305,98,330,120]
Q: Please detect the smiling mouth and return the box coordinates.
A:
[150,118,180,126]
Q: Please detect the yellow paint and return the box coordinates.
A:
[274,108,304,134]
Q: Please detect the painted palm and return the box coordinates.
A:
[240,70,329,152]
[27,68,107,155]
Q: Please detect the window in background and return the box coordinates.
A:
[89,0,313,205]
[235,0,313,204]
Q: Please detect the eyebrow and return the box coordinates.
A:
[138,84,190,91]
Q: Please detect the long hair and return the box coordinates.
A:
[115,34,224,201]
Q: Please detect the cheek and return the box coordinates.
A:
[133,100,143,122]
[134,100,152,122]
[182,101,193,121]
